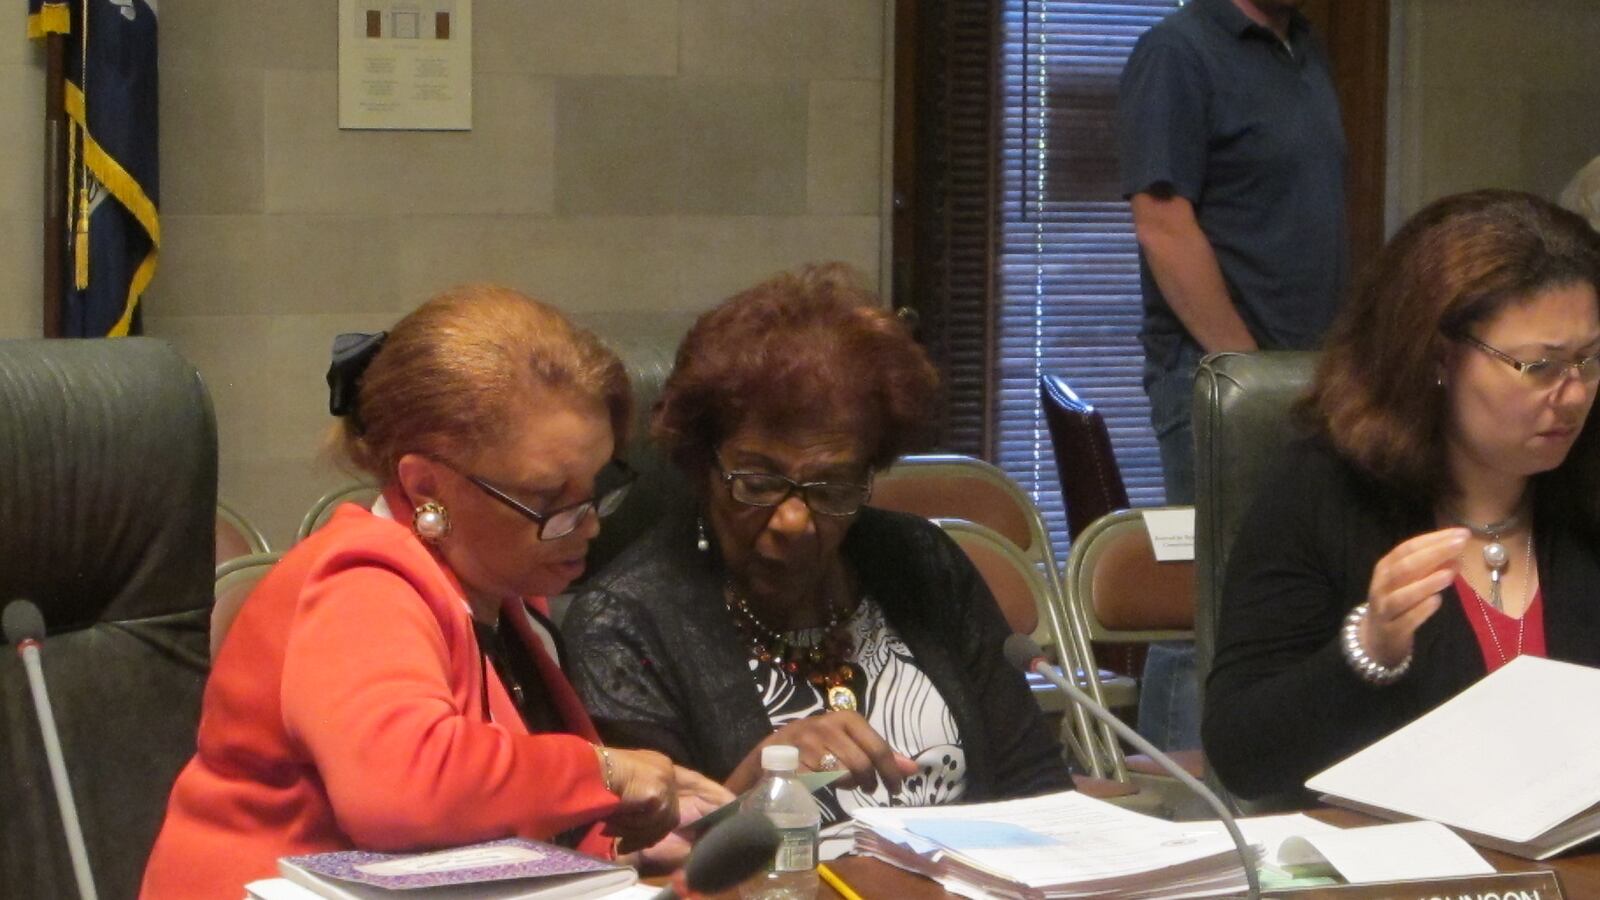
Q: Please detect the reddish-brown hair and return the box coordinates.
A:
[653,263,940,482]
[1306,190,1600,516]
[336,284,630,481]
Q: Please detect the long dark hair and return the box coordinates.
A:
[1304,190,1600,528]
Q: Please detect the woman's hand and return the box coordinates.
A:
[726,711,919,794]
[600,747,680,853]
[627,766,737,874]
[1360,527,1470,667]
[673,765,736,820]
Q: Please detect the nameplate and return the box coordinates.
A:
[1265,870,1563,900]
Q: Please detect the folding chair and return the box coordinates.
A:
[1064,508,1204,788]
[296,482,381,543]
[211,552,282,661]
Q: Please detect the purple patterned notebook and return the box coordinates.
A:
[278,838,635,897]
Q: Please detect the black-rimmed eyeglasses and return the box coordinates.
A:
[467,459,636,540]
[714,461,873,517]
[1458,334,1600,389]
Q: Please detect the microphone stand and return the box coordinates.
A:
[7,600,99,900]
[1009,635,1260,900]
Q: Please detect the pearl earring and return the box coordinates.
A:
[696,516,710,553]
[413,501,451,542]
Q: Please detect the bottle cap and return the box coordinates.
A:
[761,744,800,772]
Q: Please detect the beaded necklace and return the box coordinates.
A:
[724,583,864,712]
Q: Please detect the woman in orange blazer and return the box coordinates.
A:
[141,285,727,898]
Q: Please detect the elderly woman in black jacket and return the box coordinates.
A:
[565,264,1071,853]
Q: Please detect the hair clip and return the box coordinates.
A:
[326,331,388,429]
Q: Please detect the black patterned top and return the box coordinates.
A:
[564,506,1073,840]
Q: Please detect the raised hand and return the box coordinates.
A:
[1360,527,1470,667]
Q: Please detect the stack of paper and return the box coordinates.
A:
[851,791,1260,899]
[1307,656,1600,860]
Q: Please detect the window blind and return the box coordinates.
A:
[996,0,1180,559]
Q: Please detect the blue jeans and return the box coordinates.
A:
[1136,641,1201,751]
[1142,337,1203,507]
[1138,337,1203,751]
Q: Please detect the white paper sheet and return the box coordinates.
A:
[1307,656,1600,844]
[1142,508,1196,561]
[1279,821,1494,883]
[1181,813,1342,867]
[854,790,1246,888]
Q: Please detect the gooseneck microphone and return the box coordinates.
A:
[1003,633,1260,900]
[5,600,100,900]
[648,809,782,900]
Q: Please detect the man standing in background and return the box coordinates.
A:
[1118,0,1348,750]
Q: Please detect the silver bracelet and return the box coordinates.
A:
[594,745,616,794]
[1341,602,1413,686]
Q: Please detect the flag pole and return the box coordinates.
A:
[42,30,66,338]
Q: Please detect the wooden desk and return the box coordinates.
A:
[800,809,1600,898]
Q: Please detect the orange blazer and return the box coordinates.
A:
[140,502,620,898]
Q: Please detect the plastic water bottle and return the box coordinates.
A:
[739,744,820,900]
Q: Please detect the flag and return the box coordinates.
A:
[29,0,159,337]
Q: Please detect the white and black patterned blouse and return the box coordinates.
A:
[751,598,968,855]
[564,506,1075,841]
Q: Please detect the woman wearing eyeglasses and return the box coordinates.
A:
[1204,190,1600,803]
[564,264,1072,855]
[141,285,729,898]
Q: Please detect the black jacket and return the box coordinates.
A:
[1203,439,1600,801]
[564,507,1073,801]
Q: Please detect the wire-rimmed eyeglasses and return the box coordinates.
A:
[1458,334,1600,389]
[466,459,636,540]
[713,460,873,517]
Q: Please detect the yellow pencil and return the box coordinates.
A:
[817,862,866,900]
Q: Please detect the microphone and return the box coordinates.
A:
[1003,633,1260,900]
[648,809,781,900]
[5,600,100,900]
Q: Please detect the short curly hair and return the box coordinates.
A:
[653,263,940,483]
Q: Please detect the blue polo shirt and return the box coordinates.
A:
[1119,0,1348,364]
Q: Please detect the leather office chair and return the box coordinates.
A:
[579,333,693,590]
[1193,351,1316,811]
[0,338,216,899]
[1040,375,1131,541]
[1192,351,1318,687]
[1040,373,1153,681]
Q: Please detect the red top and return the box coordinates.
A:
[1454,575,1548,673]
[140,501,619,898]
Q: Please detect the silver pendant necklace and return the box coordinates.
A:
[1461,532,1534,665]
[1453,510,1523,610]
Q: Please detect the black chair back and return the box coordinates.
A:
[1192,351,1317,689]
[1040,375,1131,541]
[0,338,216,899]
